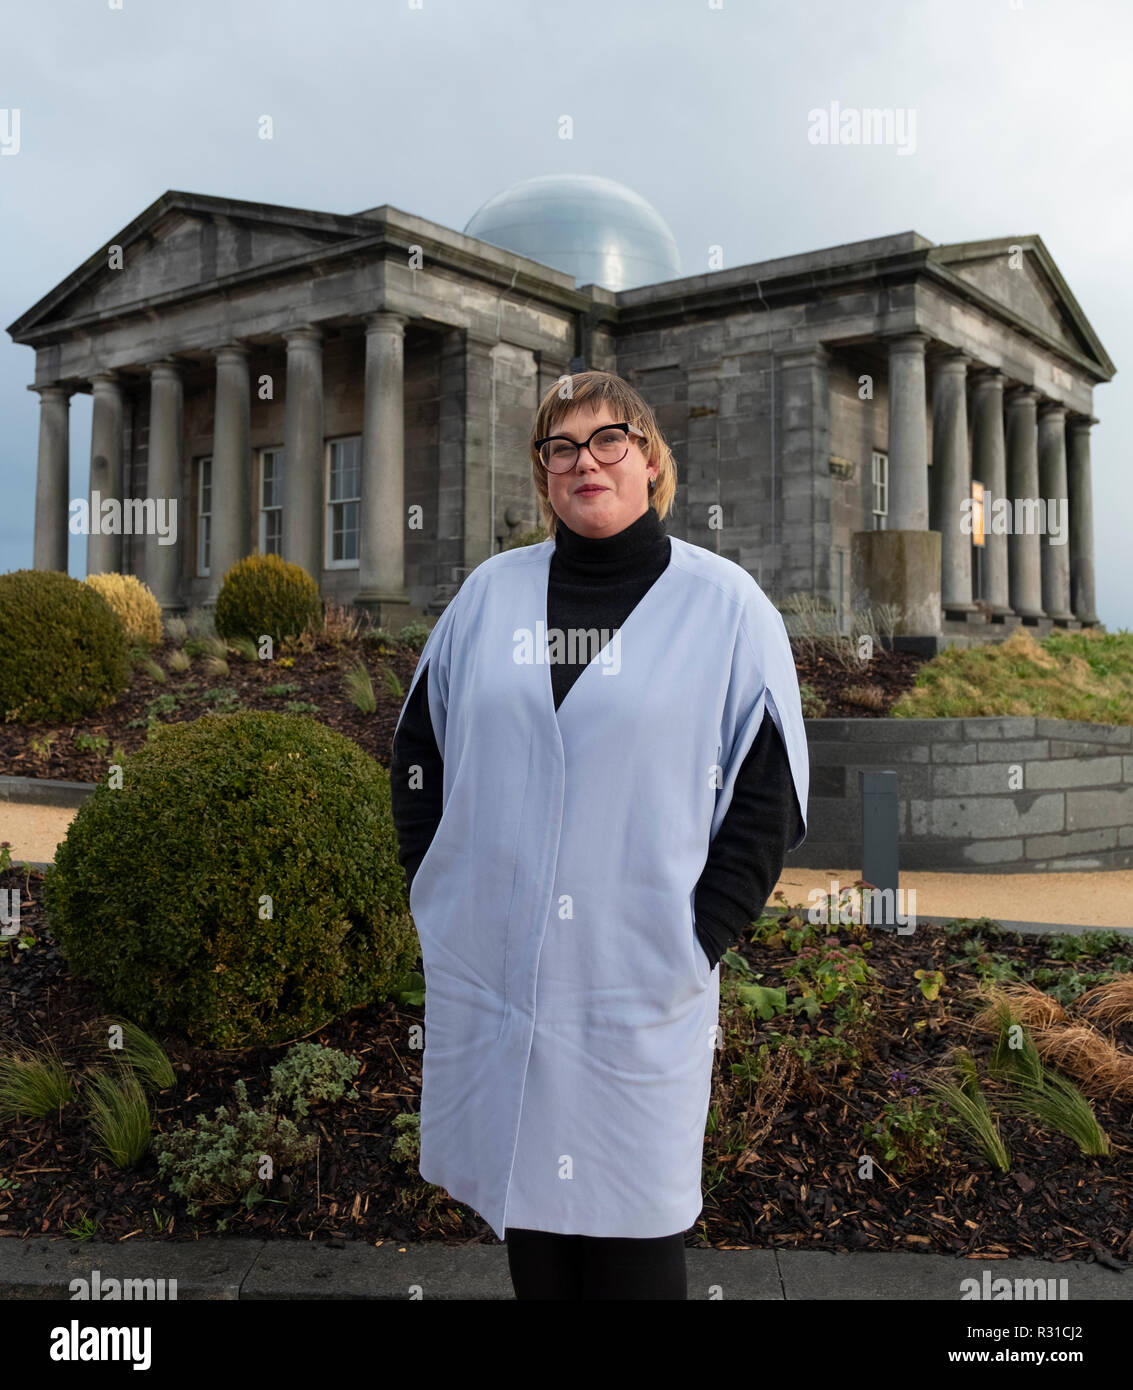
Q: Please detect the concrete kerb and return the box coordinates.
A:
[2,774,1130,1298]
[0,1237,1127,1300]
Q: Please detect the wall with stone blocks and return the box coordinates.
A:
[797,716,1133,874]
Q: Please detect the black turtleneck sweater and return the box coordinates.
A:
[389,507,804,969]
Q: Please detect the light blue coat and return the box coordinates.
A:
[394,535,810,1239]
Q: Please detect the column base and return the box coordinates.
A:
[352,590,413,631]
[989,604,1017,621]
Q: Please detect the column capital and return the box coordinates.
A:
[969,367,1007,391]
[1037,399,1068,421]
[1005,385,1040,407]
[1067,413,1099,433]
[91,370,123,391]
[364,311,409,334]
[146,358,183,381]
[881,330,931,353]
[29,381,73,400]
[934,348,972,374]
[283,323,323,347]
[214,341,251,363]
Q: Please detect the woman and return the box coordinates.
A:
[391,370,809,1300]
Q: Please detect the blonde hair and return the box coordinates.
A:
[528,370,677,537]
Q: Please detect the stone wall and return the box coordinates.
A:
[799,716,1133,873]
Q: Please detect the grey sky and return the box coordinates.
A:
[1,0,1128,628]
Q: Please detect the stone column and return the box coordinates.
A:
[86,372,125,576]
[282,325,324,583]
[885,333,930,530]
[969,369,1012,617]
[356,312,409,619]
[207,344,252,603]
[146,360,184,611]
[1004,387,1044,621]
[1066,415,1099,624]
[32,384,71,572]
[1036,401,1073,622]
[931,350,975,613]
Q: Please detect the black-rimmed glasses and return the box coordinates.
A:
[534,422,646,474]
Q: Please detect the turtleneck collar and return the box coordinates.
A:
[552,505,669,579]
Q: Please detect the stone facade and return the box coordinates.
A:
[9,193,1114,635]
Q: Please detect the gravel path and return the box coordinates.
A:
[3,801,1131,929]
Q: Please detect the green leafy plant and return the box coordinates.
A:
[392,970,426,1006]
[152,1079,318,1215]
[394,622,432,652]
[268,1042,360,1118]
[73,732,110,755]
[864,1095,952,1176]
[390,1111,420,1164]
[915,968,946,1002]
[85,1066,152,1168]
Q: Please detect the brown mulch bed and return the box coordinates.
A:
[2,868,1131,1261]
[0,632,926,789]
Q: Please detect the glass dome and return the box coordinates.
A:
[463,174,682,292]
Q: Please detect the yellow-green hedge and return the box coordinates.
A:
[84,572,163,648]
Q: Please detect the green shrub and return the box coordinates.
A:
[268,1042,360,1118]
[394,622,432,652]
[43,709,419,1047]
[152,1079,318,1214]
[0,570,131,725]
[214,553,322,647]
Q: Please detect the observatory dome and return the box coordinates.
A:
[463,174,681,292]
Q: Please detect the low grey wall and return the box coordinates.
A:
[798,716,1133,873]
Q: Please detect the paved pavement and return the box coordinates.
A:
[1,1237,1128,1300]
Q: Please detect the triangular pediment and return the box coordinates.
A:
[8,191,373,339]
[932,237,1114,378]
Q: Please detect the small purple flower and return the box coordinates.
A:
[907,1086,920,1097]
[889,1070,907,1083]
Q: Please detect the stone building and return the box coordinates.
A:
[10,174,1112,640]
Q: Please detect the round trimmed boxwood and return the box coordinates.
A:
[0,569,131,725]
[42,709,418,1048]
[214,553,323,647]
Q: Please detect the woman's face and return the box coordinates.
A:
[544,403,656,538]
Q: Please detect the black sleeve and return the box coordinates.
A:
[693,707,804,970]
[389,658,445,895]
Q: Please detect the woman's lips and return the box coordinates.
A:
[575,486,606,495]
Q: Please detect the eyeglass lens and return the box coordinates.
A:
[541,428,631,472]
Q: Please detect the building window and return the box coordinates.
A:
[326,436,361,567]
[197,456,212,575]
[259,447,284,555]
[871,450,888,530]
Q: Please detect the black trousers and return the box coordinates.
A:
[505,1227,688,1300]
